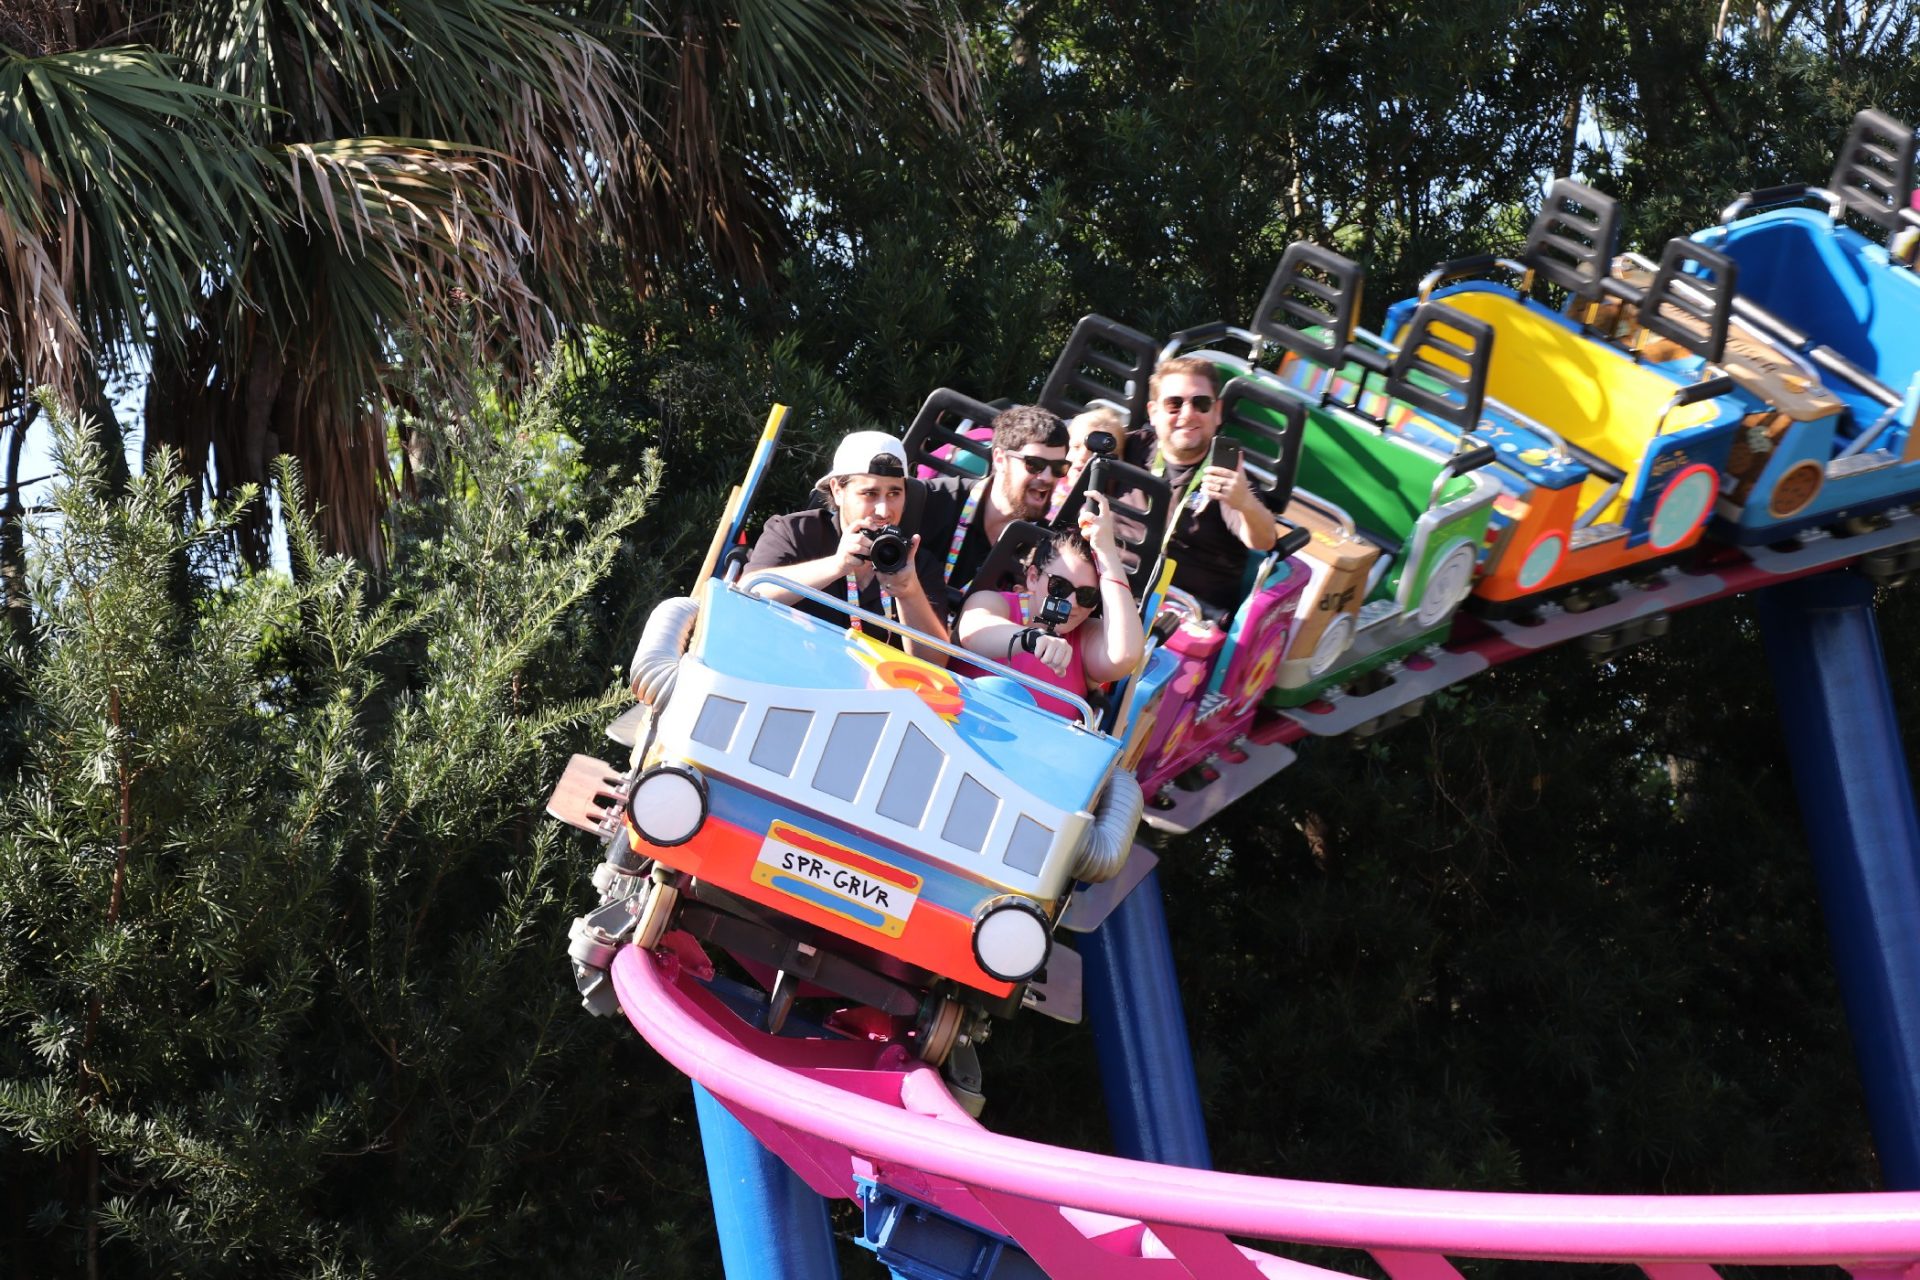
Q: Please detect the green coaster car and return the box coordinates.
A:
[1163,245,1502,706]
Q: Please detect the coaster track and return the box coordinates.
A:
[614,941,1920,1278]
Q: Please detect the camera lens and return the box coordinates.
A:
[865,525,909,575]
[1086,429,1117,457]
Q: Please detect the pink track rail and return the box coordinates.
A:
[613,941,1920,1279]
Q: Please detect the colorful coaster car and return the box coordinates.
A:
[1370,180,1748,615]
[552,406,1158,1066]
[1047,436,1311,803]
[1126,526,1312,799]
[1158,245,1501,704]
[629,578,1140,1005]
[1669,109,1920,541]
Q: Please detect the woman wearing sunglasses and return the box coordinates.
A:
[955,491,1145,718]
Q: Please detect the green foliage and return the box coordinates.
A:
[0,412,716,1276]
[1165,611,1879,1194]
[12,3,1920,1275]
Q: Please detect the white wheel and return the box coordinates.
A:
[1307,612,1356,677]
[632,877,680,950]
[1414,540,1477,627]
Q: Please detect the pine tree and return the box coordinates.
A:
[0,409,716,1277]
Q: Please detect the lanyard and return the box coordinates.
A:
[1151,448,1210,507]
[1150,448,1209,552]
[943,480,985,583]
[844,572,893,633]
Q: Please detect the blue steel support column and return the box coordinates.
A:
[693,1082,841,1279]
[1080,865,1213,1169]
[1758,569,1920,1189]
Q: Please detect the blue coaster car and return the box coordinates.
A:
[547,403,1157,1071]
[1671,110,1920,542]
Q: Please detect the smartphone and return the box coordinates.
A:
[1208,436,1242,471]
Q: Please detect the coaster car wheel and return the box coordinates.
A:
[1414,539,1478,627]
[914,994,966,1066]
[1647,463,1719,552]
[1307,611,1356,677]
[632,873,681,950]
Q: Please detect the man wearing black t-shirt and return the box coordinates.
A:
[1124,358,1279,616]
[742,431,949,658]
[917,405,1070,617]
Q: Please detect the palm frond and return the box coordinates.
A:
[0,46,279,406]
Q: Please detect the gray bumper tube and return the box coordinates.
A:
[627,596,700,706]
[1073,770,1144,884]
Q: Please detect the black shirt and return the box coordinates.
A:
[1123,435,1257,615]
[916,475,996,617]
[745,507,948,632]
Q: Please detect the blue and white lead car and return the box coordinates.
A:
[547,407,1149,1078]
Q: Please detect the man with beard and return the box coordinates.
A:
[919,404,1071,618]
[1124,357,1278,618]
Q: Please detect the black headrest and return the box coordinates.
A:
[1385,302,1494,432]
[1215,375,1307,508]
[1640,237,1736,364]
[1523,179,1621,301]
[1050,457,1173,598]
[1037,314,1158,432]
[1829,109,1917,232]
[902,388,999,480]
[1249,242,1364,369]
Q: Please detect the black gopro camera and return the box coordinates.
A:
[1038,575,1075,629]
[1085,428,1118,458]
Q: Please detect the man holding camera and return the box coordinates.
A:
[743,430,949,658]
[1125,357,1279,617]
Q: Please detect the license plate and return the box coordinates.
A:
[752,821,921,938]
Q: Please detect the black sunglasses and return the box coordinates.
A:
[1012,453,1070,478]
[1157,394,1215,414]
[1038,571,1101,608]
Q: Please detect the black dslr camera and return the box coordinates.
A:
[862,525,911,576]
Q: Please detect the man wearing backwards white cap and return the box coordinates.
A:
[742,430,948,658]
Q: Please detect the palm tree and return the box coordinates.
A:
[3,0,978,566]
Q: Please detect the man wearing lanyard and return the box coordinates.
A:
[1124,357,1279,617]
[919,405,1071,616]
[743,431,949,658]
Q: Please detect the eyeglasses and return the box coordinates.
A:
[1157,394,1215,415]
[1012,453,1070,478]
[1038,571,1101,609]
